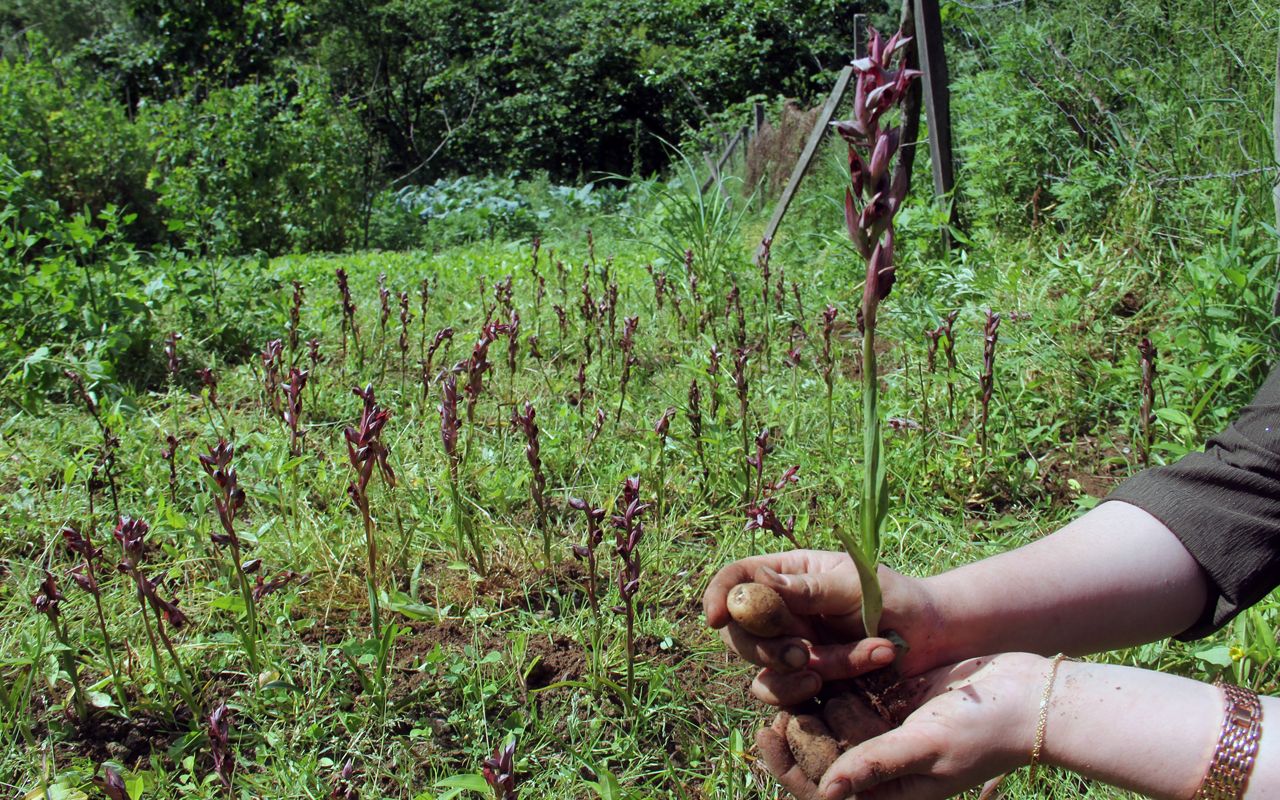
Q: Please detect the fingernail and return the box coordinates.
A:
[783,644,809,669]
[872,645,896,666]
[823,779,851,800]
[759,566,790,589]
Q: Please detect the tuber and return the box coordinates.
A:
[785,713,840,781]
[823,691,890,748]
[726,582,798,638]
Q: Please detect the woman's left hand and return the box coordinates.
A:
[760,653,1050,800]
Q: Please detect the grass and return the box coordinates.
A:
[2,153,1280,800]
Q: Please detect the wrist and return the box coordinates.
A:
[901,572,976,674]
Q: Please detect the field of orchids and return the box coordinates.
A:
[4,30,1280,800]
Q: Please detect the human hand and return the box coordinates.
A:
[767,653,1048,800]
[703,549,941,705]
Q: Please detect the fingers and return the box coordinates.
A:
[818,728,937,800]
[749,636,896,705]
[703,550,839,628]
[750,669,822,706]
[757,713,819,800]
[718,623,813,671]
[754,564,863,621]
[806,637,899,681]
[704,558,758,628]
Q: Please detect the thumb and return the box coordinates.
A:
[817,727,937,800]
[756,564,862,619]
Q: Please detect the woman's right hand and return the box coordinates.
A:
[702,549,944,706]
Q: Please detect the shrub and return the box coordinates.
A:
[144,65,368,255]
[0,34,159,241]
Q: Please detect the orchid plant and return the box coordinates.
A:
[830,27,921,638]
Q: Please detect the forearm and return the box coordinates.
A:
[1043,660,1279,799]
[917,501,1208,668]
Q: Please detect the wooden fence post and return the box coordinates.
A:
[701,128,747,195]
[753,15,867,264]
[913,0,958,238]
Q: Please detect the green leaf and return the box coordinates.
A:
[209,595,246,614]
[1193,645,1233,667]
[433,773,491,799]
[586,767,624,800]
[87,690,115,709]
[1153,407,1192,427]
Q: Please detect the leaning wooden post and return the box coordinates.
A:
[754,69,854,265]
[913,0,959,239]
[754,18,866,264]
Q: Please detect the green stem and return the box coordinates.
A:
[857,318,885,638]
[50,618,88,721]
[362,510,381,640]
[151,605,199,721]
[229,545,261,674]
[89,581,129,714]
[624,598,635,704]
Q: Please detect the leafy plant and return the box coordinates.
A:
[630,147,751,291]
[199,441,263,673]
[829,27,921,639]
[611,476,648,702]
[344,385,396,638]
[114,516,199,720]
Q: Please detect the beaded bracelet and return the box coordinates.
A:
[1195,682,1263,800]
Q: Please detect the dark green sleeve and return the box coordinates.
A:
[1104,365,1280,640]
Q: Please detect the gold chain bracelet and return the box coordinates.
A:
[1195,682,1263,800]
[1028,653,1068,783]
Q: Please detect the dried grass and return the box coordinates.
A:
[743,99,822,199]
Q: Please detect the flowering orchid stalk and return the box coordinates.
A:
[115,516,199,719]
[831,28,921,638]
[344,385,396,637]
[980,310,1001,455]
[377,272,391,364]
[569,497,606,620]
[208,701,234,795]
[942,309,959,419]
[440,374,485,575]
[732,347,752,507]
[687,378,709,489]
[32,572,87,720]
[616,316,638,422]
[653,406,675,524]
[161,433,179,504]
[421,326,454,402]
[482,739,519,800]
[398,290,412,392]
[820,305,839,450]
[512,402,550,567]
[62,523,129,712]
[745,465,801,547]
[611,476,648,701]
[289,280,305,357]
[758,238,773,363]
[283,368,309,456]
[199,441,262,672]
[335,268,359,366]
